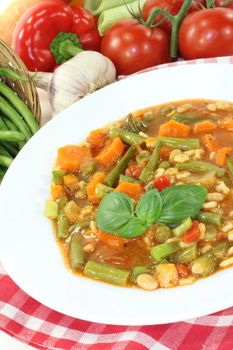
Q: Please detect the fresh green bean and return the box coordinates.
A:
[204,225,217,241]
[119,174,138,184]
[95,183,113,199]
[1,116,24,150]
[173,217,192,237]
[109,127,145,145]
[52,170,66,185]
[171,244,197,263]
[191,252,218,277]
[0,82,39,134]
[0,130,25,142]
[151,242,180,262]
[104,145,136,187]
[197,211,223,227]
[226,156,233,184]
[136,150,150,166]
[0,144,12,158]
[69,234,85,271]
[0,166,6,179]
[131,266,147,282]
[0,155,12,168]
[159,136,200,150]
[0,117,20,154]
[212,241,230,260]
[158,160,170,169]
[140,140,162,183]
[84,260,130,286]
[177,160,225,177]
[155,226,172,243]
[0,96,31,140]
[0,67,29,81]
[57,197,70,239]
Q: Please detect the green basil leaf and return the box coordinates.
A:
[136,189,162,225]
[96,192,136,234]
[118,217,147,238]
[158,184,207,225]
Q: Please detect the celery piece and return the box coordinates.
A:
[45,200,58,219]
[173,217,192,237]
[52,170,66,185]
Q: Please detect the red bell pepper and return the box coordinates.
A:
[180,220,200,243]
[13,2,101,72]
[154,175,171,192]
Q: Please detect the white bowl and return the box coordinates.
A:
[0,63,233,325]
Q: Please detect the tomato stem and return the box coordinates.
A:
[206,0,215,7]
[50,32,84,65]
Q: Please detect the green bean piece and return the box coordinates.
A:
[57,196,70,239]
[95,183,113,199]
[171,114,202,124]
[109,127,145,145]
[140,140,162,183]
[84,260,130,286]
[173,217,192,237]
[69,234,85,271]
[159,136,200,150]
[119,174,138,184]
[204,225,217,241]
[226,155,233,184]
[155,226,172,243]
[0,97,31,141]
[44,200,58,219]
[158,160,171,169]
[191,252,218,277]
[0,67,29,81]
[0,82,39,134]
[0,155,12,168]
[80,158,97,179]
[136,150,150,166]
[69,221,90,234]
[151,242,180,262]
[104,145,136,187]
[0,117,21,154]
[197,211,223,227]
[212,241,230,260]
[0,144,12,158]
[2,116,18,131]
[131,266,147,282]
[123,113,148,133]
[0,130,25,142]
[0,166,6,179]
[176,160,225,177]
[171,244,197,264]
[52,170,66,185]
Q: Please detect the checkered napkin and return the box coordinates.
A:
[1,56,233,350]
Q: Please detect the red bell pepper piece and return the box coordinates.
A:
[181,220,200,243]
[154,175,171,191]
[13,2,101,72]
[176,264,189,278]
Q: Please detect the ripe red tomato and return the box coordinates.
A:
[101,19,170,76]
[178,8,233,60]
[142,0,204,34]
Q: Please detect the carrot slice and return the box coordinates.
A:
[202,134,219,152]
[215,147,233,167]
[98,230,129,248]
[87,172,105,204]
[57,145,91,172]
[193,120,217,134]
[218,116,233,131]
[51,184,65,201]
[95,137,125,165]
[159,120,190,138]
[87,128,108,148]
[115,182,143,200]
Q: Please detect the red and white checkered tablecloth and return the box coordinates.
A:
[1,56,233,350]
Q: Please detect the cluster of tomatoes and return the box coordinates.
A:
[101,0,233,75]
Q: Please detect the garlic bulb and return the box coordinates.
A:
[33,51,116,116]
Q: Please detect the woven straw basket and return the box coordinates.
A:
[0,39,41,124]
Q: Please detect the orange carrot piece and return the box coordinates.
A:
[159,120,190,138]
[57,145,91,172]
[98,230,129,248]
[51,184,65,201]
[193,120,217,134]
[115,182,143,200]
[87,172,105,204]
[202,134,219,152]
[218,116,233,131]
[87,128,108,148]
[160,146,173,159]
[95,137,125,165]
[215,147,233,167]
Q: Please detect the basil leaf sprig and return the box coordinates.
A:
[96,185,207,238]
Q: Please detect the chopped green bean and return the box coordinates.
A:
[109,127,145,145]
[131,266,148,282]
[44,200,58,219]
[95,183,113,199]
[171,114,202,124]
[197,211,223,227]
[52,170,66,185]
[191,252,218,277]
[151,242,180,262]
[204,225,217,241]
[104,145,136,187]
[140,140,162,183]
[123,113,148,133]
[155,226,172,243]
[159,136,200,150]
[176,161,225,177]
[212,241,230,260]
[226,155,233,184]
[70,221,90,234]
[84,260,130,286]
[69,234,85,271]
[158,160,171,169]
[136,150,150,166]
[80,158,97,179]
[119,174,138,184]
[173,217,192,237]
[171,244,197,263]
[57,196,70,239]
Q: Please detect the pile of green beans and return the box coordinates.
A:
[0,69,40,179]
